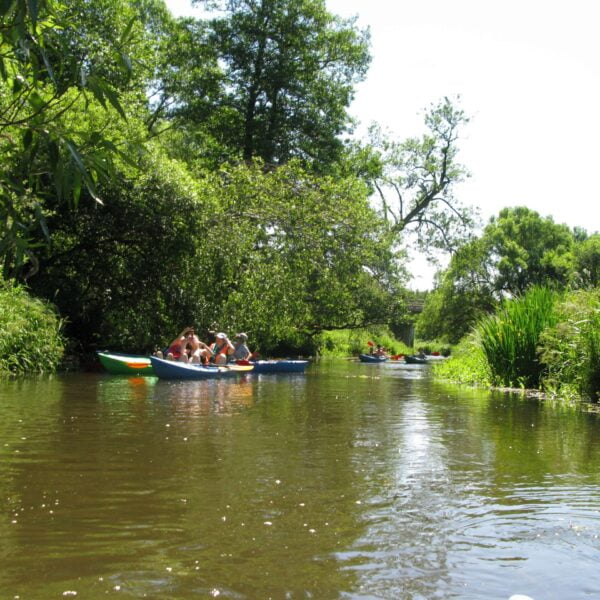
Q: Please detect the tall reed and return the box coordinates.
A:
[476,286,559,388]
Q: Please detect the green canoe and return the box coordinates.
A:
[97,351,155,375]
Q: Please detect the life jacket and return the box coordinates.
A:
[211,341,228,357]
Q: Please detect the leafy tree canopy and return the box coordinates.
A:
[0,0,145,278]
[418,206,577,342]
[182,0,371,168]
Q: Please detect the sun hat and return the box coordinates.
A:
[216,332,227,339]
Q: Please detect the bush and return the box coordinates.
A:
[414,339,452,357]
[476,286,559,388]
[317,327,412,357]
[433,336,491,386]
[0,281,65,376]
[539,289,600,401]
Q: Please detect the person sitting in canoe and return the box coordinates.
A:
[231,333,251,362]
[156,327,210,363]
[210,332,235,365]
[374,344,387,357]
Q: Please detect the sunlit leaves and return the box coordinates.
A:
[0,0,143,278]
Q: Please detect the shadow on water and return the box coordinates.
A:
[0,362,599,598]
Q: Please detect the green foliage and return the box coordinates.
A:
[486,207,574,295]
[193,160,406,353]
[317,327,412,357]
[432,336,491,386]
[1,0,476,367]
[476,286,559,388]
[539,290,600,402]
[414,339,452,357]
[0,279,64,376]
[419,207,577,343]
[574,234,600,289]
[183,0,371,168]
[0,0,140,278]
[28,149,210,353]
[27,155,405,355]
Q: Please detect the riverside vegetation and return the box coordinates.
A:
[432,287,600,403]
[1,0,473,375]
[2,2,599,402]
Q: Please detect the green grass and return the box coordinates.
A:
[433,336,491,386]
[0,280,65,376]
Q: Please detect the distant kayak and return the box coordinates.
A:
[359,354,388,363]
[97,351,154,375]
[404,355,428,365]
[150,356,253,379]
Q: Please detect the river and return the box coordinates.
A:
[1,360,599,599]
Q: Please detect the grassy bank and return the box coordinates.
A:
[0,281,65,376]
[432,287,600,403]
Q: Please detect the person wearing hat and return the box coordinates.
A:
[232,333,251,361]
[210,332,235,365]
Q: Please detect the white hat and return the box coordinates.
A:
[216,332,227,339]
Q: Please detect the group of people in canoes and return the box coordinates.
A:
[155,327,252,365]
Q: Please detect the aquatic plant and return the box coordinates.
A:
[476,286,559,388]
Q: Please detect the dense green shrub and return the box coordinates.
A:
[0,282,64,376]
[539,290,600,401]
[433,336,491,386]
[476,286,559,388]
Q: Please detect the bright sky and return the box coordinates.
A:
[166,0,600,287]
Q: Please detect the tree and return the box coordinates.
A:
[574,233,600,289]
[418,206,576,342]
[187,0,371,167]
[486,206,574,295]
[27,152,404,354]
[368,97,476,255]
[0,0,138,279]
[417,238,497,343]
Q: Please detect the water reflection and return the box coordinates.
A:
[0,364,599,598]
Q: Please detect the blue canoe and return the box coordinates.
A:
[150,356,254,380]
[359,354,388,363]
[250,359,309,373]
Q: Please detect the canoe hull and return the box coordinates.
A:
[359,354,388,363]
[404,355,428,365]
[150,356,253,379]
[98,352,155,375]
[251,360,309,373]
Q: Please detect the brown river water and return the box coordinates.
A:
[0,359,599,599]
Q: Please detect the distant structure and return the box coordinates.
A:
[394,300,424,348]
